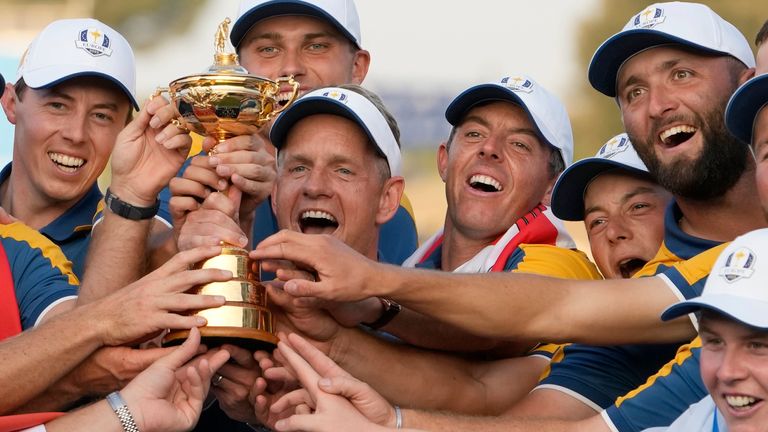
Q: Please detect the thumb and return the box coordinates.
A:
[152,327,201,370]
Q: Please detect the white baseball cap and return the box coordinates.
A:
[725,74,768,145]
[444,74,574,167]
[231,0,361,49]
[17,18,138,109]
[589,2,755,97]
[662,229,768,329]
[270,86,402,176]
[551,133,651,221]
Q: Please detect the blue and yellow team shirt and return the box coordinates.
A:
[0,164,100,280]
[415,238,601,359]
[157,154,419,265]
[602,242,728,432]
[537,202,721,412]
[0,222,79,330]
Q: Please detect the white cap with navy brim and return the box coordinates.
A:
[725,74,768,146]
[444,74,573,168]
[551,133,650,221]
[17,18,138,109]
[231,0,361,49]
[588,2,754,97]
[270,86,402,177]
[662,228,768,329]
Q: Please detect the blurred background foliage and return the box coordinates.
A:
[571,0,768,160]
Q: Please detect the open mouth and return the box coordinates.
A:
[468,174,503,193]
[618,258,648,278]
[725,394,762,411]
[298,210,339,235]
[277,89,306,107]
[659,125,697,148]
[48,152,85,173]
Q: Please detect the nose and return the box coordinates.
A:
[716,347,749,384]
[59,112,88,145]
[647,85,679,119]
[605,214,633,244]
[278,48,307,80]
[477,135,503,162]
[301,168,332,198]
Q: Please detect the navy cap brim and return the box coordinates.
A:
[29,71,139,110]
[231,0,359,49]
[270,96,385,159]
[725,74,768,145]
[0,73,4,98]
[589,29,729,97]
[661,296,768,330]
[551,159,649,221]
[445,84,551,147]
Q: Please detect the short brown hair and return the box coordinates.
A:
[757,19,768,46]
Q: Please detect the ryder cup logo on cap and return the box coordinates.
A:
[445,74,573,167]
[588,2,755,97]
[270,86,402,176]
[551,133,650,221]
[18,18,138,109]
[500,76,534,93]
[231,0,362,49]
[720,247,756,282]
[662,229,768,329]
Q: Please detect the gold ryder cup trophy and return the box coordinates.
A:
[161,18,299,351]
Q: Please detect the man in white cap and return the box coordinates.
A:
[244,75,600,425]
[551,133,670,280]
[166,0,418,268]
[251,2,765,429]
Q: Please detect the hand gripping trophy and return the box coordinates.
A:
[161,18,299,350]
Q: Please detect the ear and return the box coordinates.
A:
[270,179,279,217]
[375,176,405,226]
[437,141,449,183]
[1,84,18,125]
[350,49,371,85]
[737,67,756,86]
[541,175,558,207]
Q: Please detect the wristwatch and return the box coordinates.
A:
[105,188,160,221]
[106,391,140,432]
[362,297,402,329]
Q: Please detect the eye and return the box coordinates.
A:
[510,141,530,151]
[673,70,692,80]
[587,217,606,232]
[336,167,352,175]
[93,112,114,123]
[626,87,645,103]
[258,46,280,57]
[47,101,66,111]
[701,334,724,350]
[307,42,329,51]
[747,340,768,352]
[630,202,650,212]
[289,165,307,174]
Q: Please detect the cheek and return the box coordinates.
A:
[757,164,768,204]
[588,236,614,276]
[699,352,720,392]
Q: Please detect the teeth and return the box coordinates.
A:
[470,175,502,191]
[659,125,696,142]
[278,90,306,102]
[48,152,84,168]
[301,210,336,222]
[726,395,756,407]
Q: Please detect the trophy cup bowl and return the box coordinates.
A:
[162,18,299,351]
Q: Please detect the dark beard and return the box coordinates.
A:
[628,108,748,201]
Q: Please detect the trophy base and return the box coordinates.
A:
[163,326,278,352]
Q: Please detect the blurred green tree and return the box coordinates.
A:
[572,0,768,160]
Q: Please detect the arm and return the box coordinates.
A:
[79,96,193,302]
[252,231,695,345]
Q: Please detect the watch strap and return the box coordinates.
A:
[362,297,402,329]
[106,391,140,432]
[105,188,159,221]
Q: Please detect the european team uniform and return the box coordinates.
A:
[537,202,722,411]
[1,164,99,280]
[0,222,79,337]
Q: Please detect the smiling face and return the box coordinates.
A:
[238,15,370,104]
[2,77,130,209]
[439,101,556,242]
[700,312,768,432]
[583,171,671,279]
[273,114,402,258]
[616,46,749,201]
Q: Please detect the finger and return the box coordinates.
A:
[159,126,192,150]
[230,173,273,199]
[271,388,314,414]
[276,339,322,397]
[202,192,238,218]
[260,259,299,273]
[170,195,202,215]
[152,326,200,370]
[147,100,177,128]
[274,414,321,432]
[295,403,312,415]
[155,293,227,311]
[210,134,264,154]
[276,268,316,283]
[150,245,224,277]
[155,267,233,294]
[170,176,212,202]
[286,333,352,379]
[184,162,226,191]
[221,344,257,368]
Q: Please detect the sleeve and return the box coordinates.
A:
[2,224,79,329]
[535,342,683,413]
[153,152,197,226]
[657,243,728,301]
[603,340,709,432]
[504,244,602,280]
[526,343,561,360]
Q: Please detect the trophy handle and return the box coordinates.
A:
[150,86,190,133]
[151,86,170,101]
[269,76,300,119]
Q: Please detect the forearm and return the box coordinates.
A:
[402,408,605,432]
[45,399,122,432]
[0,307,103,413]
[78,211,151,303]
[331,328,499,415]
